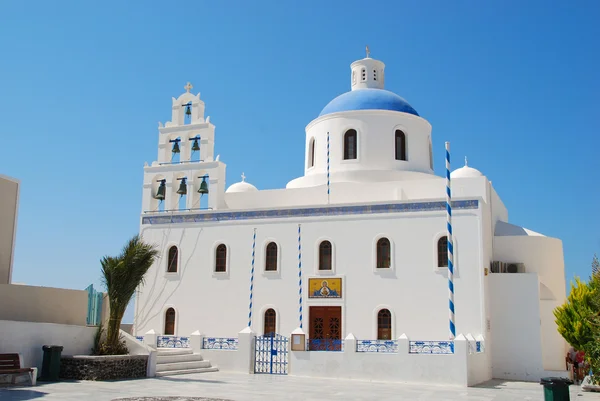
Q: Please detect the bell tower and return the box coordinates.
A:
[141,82,226,214]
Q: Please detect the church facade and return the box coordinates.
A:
[134,53,567,384]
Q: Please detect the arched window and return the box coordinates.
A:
[319,241,332,271]
[437,236,448,268]
[308,138,315,168]
[395,130,406,161]
[377,309,392,340]
[164,308,176,335]
[376,238,391,269]
[167,246,178,273]
[264,308,276,337]
[344,129,357,160]
[215,244,227,272]
[265,242,278,271]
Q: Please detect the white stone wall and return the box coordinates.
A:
[289,110,433,189]
[135,205,485,342]
[0,175,19,285]
[493,231,567,372]
[0,320,96,374]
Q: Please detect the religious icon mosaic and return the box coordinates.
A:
[308,277,342,298]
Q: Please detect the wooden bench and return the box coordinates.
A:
[0,353,37,386]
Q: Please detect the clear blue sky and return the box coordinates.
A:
[1,1,599,323]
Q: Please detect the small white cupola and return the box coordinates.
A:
[226,173,258,193]
[451,157,484,178]
[350,46,385,90]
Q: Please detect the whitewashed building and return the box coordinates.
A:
[134,53,568,385]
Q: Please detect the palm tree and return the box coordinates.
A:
[101,235,159,350]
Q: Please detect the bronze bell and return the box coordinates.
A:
[198,176,209,195]
[172,141,180,154]
[191,138,200,152]
[176,178,187,195]
[185,103,192,117]
[154,180,166,201]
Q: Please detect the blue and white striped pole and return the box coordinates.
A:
[327,131,330,204]
[445,142,456,340]
[298,224,303,329]
[248,228,256,328]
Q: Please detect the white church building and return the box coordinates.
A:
[134,52,568,385]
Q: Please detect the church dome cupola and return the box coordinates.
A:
[351,46,385,91]
[319,47,419,117]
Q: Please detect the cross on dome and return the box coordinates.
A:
[241,172,246,182]
[366,45,371,58]
[465,156,468,166]
[184,82,193,93]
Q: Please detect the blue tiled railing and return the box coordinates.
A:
[202,337,238,350]
[307,338,343,351]
[356,339,398,353]
[143,200,479,225]
[409,341,454,354]
[157,336,190,348]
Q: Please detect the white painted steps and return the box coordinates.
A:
[155,348,218,377]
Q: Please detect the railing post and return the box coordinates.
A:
[190,330,204,354]
[454,333,469,386]
[237,326,256,374]
[344,333,357,354]
[144,329,157,349]
[398,333,409,356]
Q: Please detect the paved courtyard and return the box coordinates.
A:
[1,372,599,401]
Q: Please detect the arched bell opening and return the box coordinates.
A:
[163,133,183,164]
[170,173,188,211]
[189,173,210,211]
[151,174,167,212]
[188,135,201,162]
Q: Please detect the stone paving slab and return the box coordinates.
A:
[0,371,599,400]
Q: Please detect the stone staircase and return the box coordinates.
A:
[155,348,218,377]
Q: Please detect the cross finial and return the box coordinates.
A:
[465,156,468,166]
[184,82,193,93]
[366,45,371,58]
[241,172,246,182]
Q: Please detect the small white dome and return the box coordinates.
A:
[450,158,484,178]
[226,173,258,193]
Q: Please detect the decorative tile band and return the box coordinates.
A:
[202,337,239,350]
[142,200,479,225]
[307,338,344,352]
[157,336,190,348]
[356,339,398,353]
[409,341,454,354]
[476,341,483,353]
[135,336,144,342]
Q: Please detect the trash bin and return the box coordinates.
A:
[41,345,63,381]
[540,377,573,401]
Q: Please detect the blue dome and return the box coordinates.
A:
[319,89,419,117]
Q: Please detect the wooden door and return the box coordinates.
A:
[309,306,341,350]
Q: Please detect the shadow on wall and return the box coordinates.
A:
[0,389,48,399]
[120,324,133,334]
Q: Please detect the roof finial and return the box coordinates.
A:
[184,82,193,93]
[366,45,371,58]
[241,172,246,182]
[464,156,468,167]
